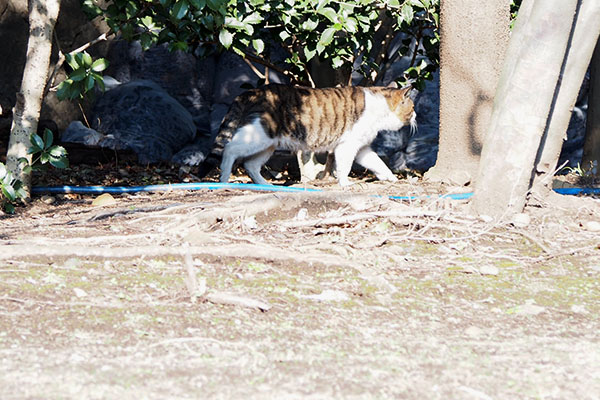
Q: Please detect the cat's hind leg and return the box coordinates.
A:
[244,146,275,185]
[355,146,397,182]
[220,118,275,183]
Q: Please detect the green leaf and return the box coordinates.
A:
[65,53,79,70]
[91,58,109,72]
[343,17,357,33]
[318,27,336,47]
[85,74,95,92]
[317,7,337,22]
[30,133,44,153]
[304,46,316,61]
[172,0,189,19]
[218,29,233,48]
[82,52,93,67]
[49,145,67,158]
[243,12,262,25]
[56,80,72,101]
[1,184,16,202]
[189,0,205,9]
[0,163,6,179]
[316,42,325,55]
[92,73,106,92]
[401,3,414,24]
[15,185,28,200]
[49,157,69,169]
[69,68,87,82]
[43,128,53,149]
[252,39,265,54]
[332,56,344,69]
[3,203,15,214]
[40,152,50,164]
[301,18,319,31]
[279,30,290,41]
[74,53,85,68]
[22,165,32,175]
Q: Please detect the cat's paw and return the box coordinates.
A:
[338,178,354,187]
[379,174,398,183]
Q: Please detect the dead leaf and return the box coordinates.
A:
[92,193,117,207]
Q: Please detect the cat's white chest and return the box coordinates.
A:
[338,89,404,147]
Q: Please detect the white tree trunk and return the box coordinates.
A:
[533,0,600,187]
[471,0,580,218]
[425,0,509,185]
[7,0,62,199]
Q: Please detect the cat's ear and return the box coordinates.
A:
[387,81,399,89]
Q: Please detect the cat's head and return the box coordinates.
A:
[384,84,415,126]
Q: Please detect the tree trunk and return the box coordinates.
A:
[6,0,61,199]
[424,0,509,186]
[471,0,585,218]
[582,38,600,174]
[533,0,600,187]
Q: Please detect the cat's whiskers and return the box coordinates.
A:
[409,111,418,136]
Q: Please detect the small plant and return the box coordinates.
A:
[19,129,69,172]
[562,160,598,178]
[1,129,68,214]
[56,51,109,100]
[0,163,27,214]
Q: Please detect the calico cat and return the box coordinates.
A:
[214,83,416,186]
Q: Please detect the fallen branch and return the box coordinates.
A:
[204,291,272,312]
[87,203,182,222]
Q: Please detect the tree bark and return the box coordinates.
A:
[582,38,600,174]
[6,0,61,199]
[533,0,600,187]
[424,0,509,186]
[471,0,580,218]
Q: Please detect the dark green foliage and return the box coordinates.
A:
[79,0,440,88]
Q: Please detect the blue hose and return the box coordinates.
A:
[32,182,600,199]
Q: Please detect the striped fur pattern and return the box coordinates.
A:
[215,84,415,186]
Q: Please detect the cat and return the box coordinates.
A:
[213,83,416,186]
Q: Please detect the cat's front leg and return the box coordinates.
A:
[355,147,398,183]
[334,142,361,187]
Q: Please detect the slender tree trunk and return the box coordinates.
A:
[582,38,600,174]
[471,0,581,218]
[425,0,509,185]
[533,0,600,188]
[6,0,61,199]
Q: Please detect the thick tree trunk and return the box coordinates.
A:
[582,39,600,174]
[424,0,509,185]
[471,0,581,218]
[533,0,600,187]
[6,0,61,199]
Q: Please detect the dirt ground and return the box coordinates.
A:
[1,167,600,399]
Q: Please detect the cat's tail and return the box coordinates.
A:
[205,97,247,165]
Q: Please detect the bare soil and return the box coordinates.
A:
[1,169,600,399]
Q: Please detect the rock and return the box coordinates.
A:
[583,221,600,232]
[61,121,104,146]
[479,265,499,276]
[89,80,197,164]
[73,288,88,298]
[465,326,483,337]
[40,195,55,205]
[301,289,350,302]
[512,213,531,228]
[513,302,545,316]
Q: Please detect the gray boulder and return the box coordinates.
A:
[88,80,196,164]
